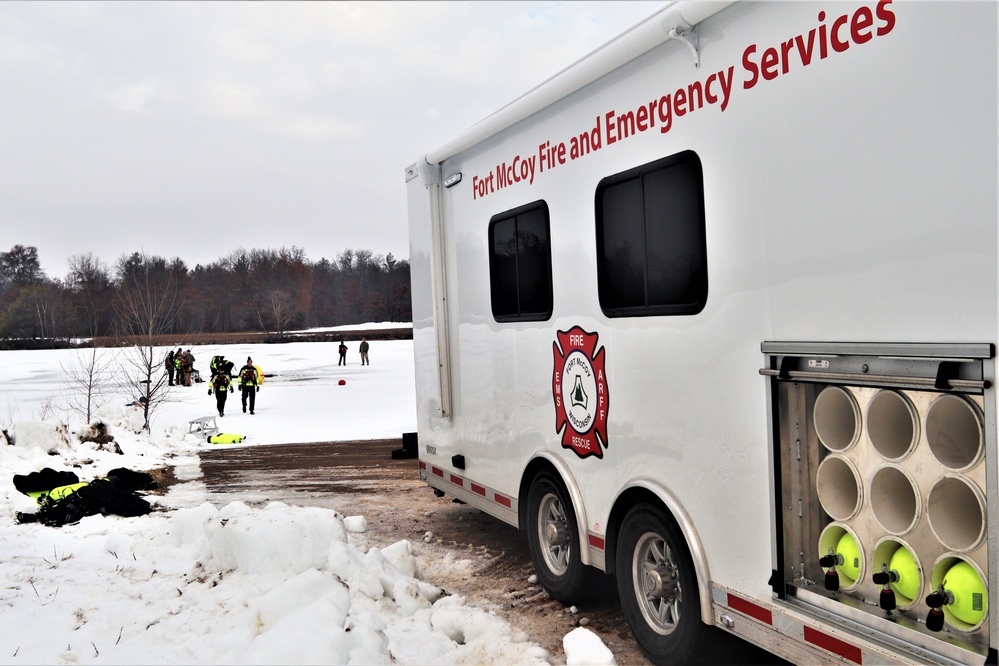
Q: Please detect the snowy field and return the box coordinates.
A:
[0,326,614,665]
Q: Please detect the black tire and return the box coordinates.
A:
[616,503,707,665]
[526,472,595,603]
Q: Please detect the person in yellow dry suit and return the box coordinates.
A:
[208,370,232,417]
[238,357,260,414]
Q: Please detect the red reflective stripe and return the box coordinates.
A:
[727,594,773,625]
[419,461,426,470]
[588,534,605,550]
[434,473,507,507]
[803,626,862,664]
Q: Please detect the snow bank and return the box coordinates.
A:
[0,339,620,664]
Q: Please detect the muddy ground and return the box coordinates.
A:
[194,438,780,665]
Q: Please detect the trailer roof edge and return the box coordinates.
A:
[420,0,736,169]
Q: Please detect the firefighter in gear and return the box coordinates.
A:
[165,349,176,385]
[173,348,184,385]
[238,357,259,415]
[208,370,232,417]
[209,355,226,379]
[210,355,234,380]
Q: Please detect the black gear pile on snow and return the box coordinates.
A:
[106,468,158,492]
[13,468,80,494]
[14,469,156,527]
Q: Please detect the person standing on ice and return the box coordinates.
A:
[180,349,195,386]
[208,370,232,417]
[173,347,184,384]
[358,338,370,365]
[338,341,348,366]
[164,349,176,385]
[238,357,259,415]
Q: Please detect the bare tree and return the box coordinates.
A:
[65,252,115,337]
[255,288,295,337]
[113,253,183,431]
[62,344,117,423]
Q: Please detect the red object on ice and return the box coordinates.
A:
[338,379,346,386]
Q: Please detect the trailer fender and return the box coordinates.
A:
[612,477,714,627]
[519,452,592,568]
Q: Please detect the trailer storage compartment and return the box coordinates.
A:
[763,342,994,662]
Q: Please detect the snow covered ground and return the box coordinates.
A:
[0,326,615,665]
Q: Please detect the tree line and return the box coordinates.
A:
[0,244,411,347]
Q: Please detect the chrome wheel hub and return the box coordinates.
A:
[538,493,571,575]
[633,532,682,635]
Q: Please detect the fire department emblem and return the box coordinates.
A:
[553,326,609,459]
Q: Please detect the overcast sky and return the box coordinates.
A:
[1,1,662,279]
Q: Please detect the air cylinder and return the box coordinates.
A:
[872,538,921,607]
[931,556,989,631]
[819,523,864,590]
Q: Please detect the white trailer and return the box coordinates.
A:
[405,1,997,663]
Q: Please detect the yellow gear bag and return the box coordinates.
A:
[208,433,245,444]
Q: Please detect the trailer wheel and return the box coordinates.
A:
[616,503,706,665]
[526,473,593,602]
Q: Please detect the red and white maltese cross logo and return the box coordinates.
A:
[552,326,609,459]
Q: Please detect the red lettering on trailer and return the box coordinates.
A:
[538,139,567,174]
[726,594,773,625]
[495,155,537,190]
[743,1,896,89]
[472,172,495,200]
[851,6,875,44]
[494,494,512,508]
[803,627,862,664]
[468,2,897,195]
[471,483,486,496]
[588,534,605,550]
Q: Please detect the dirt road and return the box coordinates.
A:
[197,439,780,665]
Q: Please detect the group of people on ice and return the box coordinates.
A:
[337,338,370,366]
[206,354,261,417]
[164,349,261,417]
[164,348,197,386]
[165,337,371,419]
